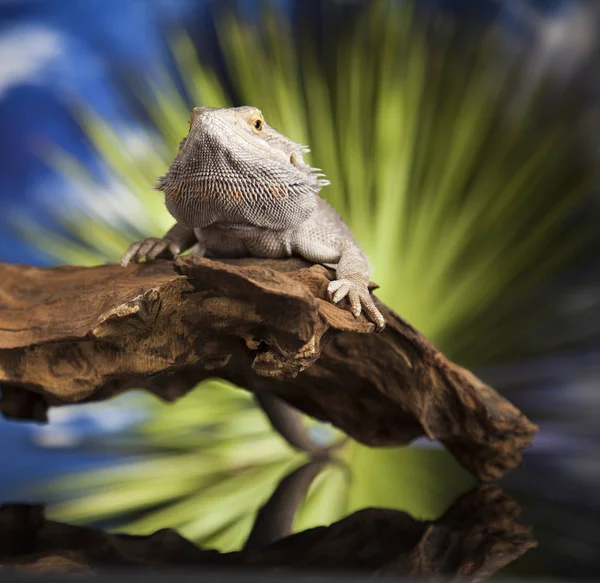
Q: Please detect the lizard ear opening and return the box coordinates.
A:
[289,152,306,168]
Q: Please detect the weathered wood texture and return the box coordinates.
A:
[0,257,537,481]
[0,486,535,578]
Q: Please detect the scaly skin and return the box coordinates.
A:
[121,105,385,330]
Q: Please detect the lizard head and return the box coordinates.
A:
[155,106,329,209]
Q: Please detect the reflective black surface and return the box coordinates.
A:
[0,458,535,580]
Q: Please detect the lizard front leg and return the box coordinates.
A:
[291,222,385,331]
[327,241,385,330]
[120,222,199,267]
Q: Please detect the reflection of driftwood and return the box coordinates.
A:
[0,486,535,579]
[0,257,537,480]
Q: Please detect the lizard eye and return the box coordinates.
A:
[253,119,263,131]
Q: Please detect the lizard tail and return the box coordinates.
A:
[254,392,348,455]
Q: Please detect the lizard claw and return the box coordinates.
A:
[327,278,386,331]
[120,238,181,267]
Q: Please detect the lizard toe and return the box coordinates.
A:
[135,238,160,261]
[147,240,180,261]
[121,238,175,267]
[120,241,144,267]
[331,285,350,304]
[363,299,386,331]
[327,280,344,295]
[348,290,362,318]
[146,241,168,261]
[167,241,181,258]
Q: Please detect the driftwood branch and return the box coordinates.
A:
[0,482,535,579]
[0,257,537,480]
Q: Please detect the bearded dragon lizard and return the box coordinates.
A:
[121,105,385,330]
[120,106,383,454]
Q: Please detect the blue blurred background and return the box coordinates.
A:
[1,0,600,579]
[1,0,593,264]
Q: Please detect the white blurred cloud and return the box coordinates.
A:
[0,25,64,99]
